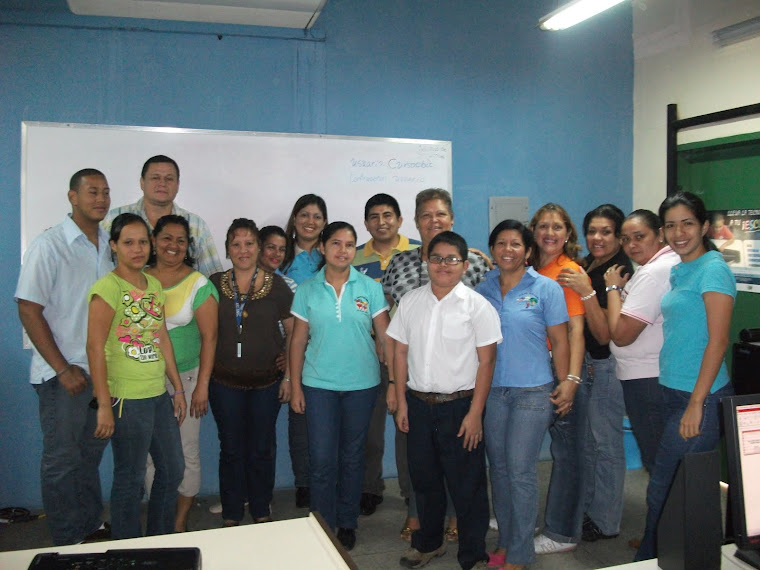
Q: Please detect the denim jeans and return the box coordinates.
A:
[288,406,310,488]
[621,377,665,473]
[110,392,184,539]
[485,382,554,565]
[34,375,108,545]
[543,373,590,544]
[303,384,378,531]
[635,383,733,561]
[209,380,281,521]
[582,354,626,535]
[407,393,490,570]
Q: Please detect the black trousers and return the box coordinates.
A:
[406,392,489,570]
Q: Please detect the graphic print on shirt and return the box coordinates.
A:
[116,289,163,362]
[517,294,538,309]
[354,296,369,313]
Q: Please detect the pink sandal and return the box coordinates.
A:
[487,552,506,567]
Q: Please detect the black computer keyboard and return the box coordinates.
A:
[28,547,201,569]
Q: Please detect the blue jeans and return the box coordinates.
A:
[362,362,388,496]
[209,380,281,521]
[543,373,590,543]
[582,354,626,535]
[622,377,665,473]
[635,383,733,561]
[110,392,184,539]
[407,393,490,570]
[34,375,108,545]
[485,382,554,565]
[289,406,310,488]
[304,384,378,531]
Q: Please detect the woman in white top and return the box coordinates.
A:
[602,209,679,473]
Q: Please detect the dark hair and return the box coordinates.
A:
[148,214,196,267]
[224,218,259,259]
[109,213,150,262]
[428,230,468,260]
[583,203,626,237]
[625,209,662,232]
[259,225,287,244]
[415,188,454,221]
[110,213,149,243]
[527,203,581,267]
[317,222,357,270]
[282,194,328,272]
[69,168,105,191]
[658,191,716,252]
[141,155,180,180]
[488,219,534,254]
[364,193,401,220]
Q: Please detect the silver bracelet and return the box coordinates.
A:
[565,374,582,384]
[580,290,597,301]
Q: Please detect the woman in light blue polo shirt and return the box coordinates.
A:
[289,221,390,551]
[636,192,736,561]
[476,220,570,569]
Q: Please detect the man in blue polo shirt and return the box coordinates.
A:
[353,193,420,516]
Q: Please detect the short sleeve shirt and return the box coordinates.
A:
[610,247,679,380]
[285,248,323,285]
[476,268,568,388]
[660,251,736,393]
[353,234,421,280]
[291,266,388,391]
[382,248,490,306]
[103,198,222,277]
[536,254,585,318]
[386,281,502,393]
[163,271,219,373]
[88,272,167,399]
[15,215,114,383]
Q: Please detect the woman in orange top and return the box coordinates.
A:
[528,203,588,555]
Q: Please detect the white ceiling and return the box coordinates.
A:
[66,0,327,28]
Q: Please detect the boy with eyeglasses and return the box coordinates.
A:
[387,231,502,569]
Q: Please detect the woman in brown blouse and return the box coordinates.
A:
[208,218,294,527]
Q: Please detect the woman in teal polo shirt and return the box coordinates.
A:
[289,221,389,551]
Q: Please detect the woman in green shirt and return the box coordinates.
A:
[87,213,186,539]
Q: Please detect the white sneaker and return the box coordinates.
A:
[489,517,498,530]
[534,533,577,554]
[209,500,248,514]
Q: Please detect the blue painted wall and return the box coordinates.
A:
[0,0,632,508]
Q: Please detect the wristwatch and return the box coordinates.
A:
[606,285,622,293]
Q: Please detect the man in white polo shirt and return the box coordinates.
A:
[388,231,502,570]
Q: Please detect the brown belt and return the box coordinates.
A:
[408,389,474,405]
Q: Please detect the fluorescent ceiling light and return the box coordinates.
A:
[712,16,760,47]
[539,0,627,31]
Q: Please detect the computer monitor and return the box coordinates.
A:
[723,393,760,569]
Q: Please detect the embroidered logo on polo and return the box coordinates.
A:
[116,289,163,362]
[516,294,538,309]
[354,296,369,313]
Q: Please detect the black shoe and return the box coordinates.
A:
[295,486,310,509]
[82,522,111,543]
[360,492,383,516]
[337,527,356,551]
[582,516,618,542]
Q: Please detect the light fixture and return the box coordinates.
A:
[539,0,627,31]
[712,16,760,47]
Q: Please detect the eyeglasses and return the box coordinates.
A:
[428,255,464,266]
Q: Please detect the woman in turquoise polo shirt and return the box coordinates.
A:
[289,221,390,551]
[635,192,736,561]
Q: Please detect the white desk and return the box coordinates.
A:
[0,513,354,569]
[602,544,757,569]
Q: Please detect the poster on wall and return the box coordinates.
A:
[708,209,760,293]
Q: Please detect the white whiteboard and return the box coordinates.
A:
[21,122,452,263]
